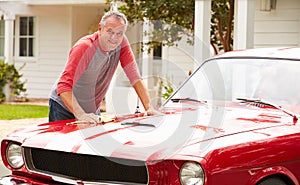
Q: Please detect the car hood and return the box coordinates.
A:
[9,104,296,161]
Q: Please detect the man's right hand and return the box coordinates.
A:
[76,113,101,124]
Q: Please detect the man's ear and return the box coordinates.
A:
[98,23,102,31]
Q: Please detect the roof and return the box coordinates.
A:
[215,47,300,60]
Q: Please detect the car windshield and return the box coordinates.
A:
[165,57,300,114]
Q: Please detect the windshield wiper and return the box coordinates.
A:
[171,98,207,104]
[237,98,298,124]
[121,121,156,128]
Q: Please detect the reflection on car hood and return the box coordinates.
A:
[8,104,297,161]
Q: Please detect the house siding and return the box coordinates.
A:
[162,38,195,89]
[254,0,300,47]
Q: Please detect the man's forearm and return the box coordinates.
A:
[133,79,151,111]
[60,91,85,117]
[60,91,101,123]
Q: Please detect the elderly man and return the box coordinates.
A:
[49,11,151,123]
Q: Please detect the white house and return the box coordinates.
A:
[1,0,300,114]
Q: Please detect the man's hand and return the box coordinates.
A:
[101,114,115,123]
[145,106,163,116]
[76,113,101,124]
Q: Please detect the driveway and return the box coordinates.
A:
[0,117,48,176]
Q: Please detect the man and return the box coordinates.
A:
[49,11,152,123]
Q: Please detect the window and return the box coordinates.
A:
[16,16,36,58]
[153,44,162,59]
[0,18,4,57]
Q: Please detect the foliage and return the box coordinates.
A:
[0,61,27,102]
[160,79,174,100]
[108,0,234,54]
[0,104,48,120]
[118,0,194,48]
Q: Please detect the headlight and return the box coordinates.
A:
[179,162,205,185]
[6,142,24,169]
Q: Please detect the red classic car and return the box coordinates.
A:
[1,47,300,185]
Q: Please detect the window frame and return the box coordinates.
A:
[14,15,37,63]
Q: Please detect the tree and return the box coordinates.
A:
[211,0,234,53]
[108,0,234,54]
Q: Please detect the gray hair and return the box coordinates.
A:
[100,11,128,29]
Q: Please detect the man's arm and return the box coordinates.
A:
[60,91,83,116]
[132,79,151,112]
[60,91,101,123]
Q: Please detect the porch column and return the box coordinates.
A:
[4,12,15,64]
[194,0,211,67]
[3,12,15,101]
[233,0,255,50]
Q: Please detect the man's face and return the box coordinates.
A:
[99,16,126,51]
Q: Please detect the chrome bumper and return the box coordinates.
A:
[0,176,33,185]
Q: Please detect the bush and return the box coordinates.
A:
[0,61,27,102]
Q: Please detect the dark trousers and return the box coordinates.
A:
[48,99,75,122]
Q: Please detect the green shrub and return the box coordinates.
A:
[160,79,174,100]
[0,61,26,102]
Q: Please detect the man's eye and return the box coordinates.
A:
[106,29,124,37]
[116,32,123,36]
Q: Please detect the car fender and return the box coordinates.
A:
[246,166,299,185]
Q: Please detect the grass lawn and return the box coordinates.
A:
[0,104,49,120]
